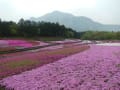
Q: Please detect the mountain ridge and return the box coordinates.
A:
[30,11,120,32]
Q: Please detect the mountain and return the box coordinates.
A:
[30,11,120,32]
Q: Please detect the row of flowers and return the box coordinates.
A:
[0,40,33,48]
[0,45,89,80]
[0,39,83,52]
[0,45,120,89]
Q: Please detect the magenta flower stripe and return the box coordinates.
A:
[0,45,120,90]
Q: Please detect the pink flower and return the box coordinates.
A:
[0,44,120,90]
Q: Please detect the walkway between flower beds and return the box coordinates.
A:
[0,45,120,90]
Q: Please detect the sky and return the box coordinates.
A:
[0,0,120,24]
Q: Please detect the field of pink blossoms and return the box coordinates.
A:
[0,42,89,79]
[0,44,120,90]
[0,40,33,48]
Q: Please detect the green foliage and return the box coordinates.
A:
[0,19,77,38]
[0,18,120,40]
[81,31,120,40]
[4,60,39,69]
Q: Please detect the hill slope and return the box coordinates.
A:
[30,11,120,32]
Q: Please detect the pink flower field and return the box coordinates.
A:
[0,39,47,52]
[0,39,42,49]
[0,45,89,79]
[0,44,120,90]
[0,40,32,48]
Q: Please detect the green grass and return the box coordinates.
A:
[4,60,39,69]
[38,37,65,41]
[47,46,90,55]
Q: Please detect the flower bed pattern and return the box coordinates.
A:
[0,45,120,90]
[0,40,33,48]
[0,45,89,80]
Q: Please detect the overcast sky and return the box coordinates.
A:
[0,0,120,24]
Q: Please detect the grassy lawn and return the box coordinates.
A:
[38,37,65,41]
[47,45,89,55]
[4,60,39,69]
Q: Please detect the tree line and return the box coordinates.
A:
[0,18,120,40]
[0,19,77,38]
[80,31,120,40]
